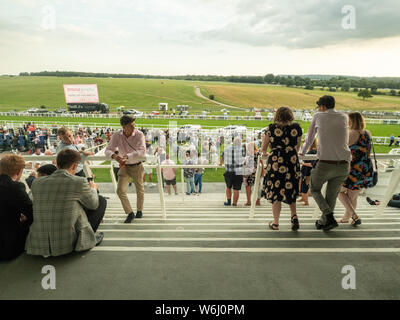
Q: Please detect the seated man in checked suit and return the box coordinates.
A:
[26,149,106,257]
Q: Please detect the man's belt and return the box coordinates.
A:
[126,161,144,167]
[319,160,348,165]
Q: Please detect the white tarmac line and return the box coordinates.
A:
[92,247,400,253]
[102,237,400,241]
[99,222,400,226]
[98,228,400,233]
[102,217,400,221]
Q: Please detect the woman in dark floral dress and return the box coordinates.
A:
[338,112,374,226]
[261,107,303,231]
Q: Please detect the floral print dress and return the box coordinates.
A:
[262,123,303,204]
[343,131,374,190]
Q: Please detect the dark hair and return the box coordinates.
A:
[274,107,294,126]
[120,115,135,126]
[37,164,57,176]
[317,95,335,109]
[186,150,190,155]
[56,149,81,169]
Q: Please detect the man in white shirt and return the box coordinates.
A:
[300,96,351,231]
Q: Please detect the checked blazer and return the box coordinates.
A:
[25,169,99,257]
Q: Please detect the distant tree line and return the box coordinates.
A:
[263,74,400,93]
[19,71,264,84]
[18,71,400,95]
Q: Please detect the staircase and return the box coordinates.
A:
[95,192,400,253]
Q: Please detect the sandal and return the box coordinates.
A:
[351,214,362,227]
[291,215,300,231]
[244,203,251,206]
[338,219,350,224]
[269,222,279,230]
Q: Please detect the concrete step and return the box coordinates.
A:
[94,192,400,253]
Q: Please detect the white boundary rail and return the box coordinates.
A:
[1,111,400,124]
[1,119,398,145]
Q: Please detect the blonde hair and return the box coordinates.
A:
[348,112,366,131]
[274,107,294,127]
[0,154,25,177]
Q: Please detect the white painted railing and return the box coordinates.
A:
[2,111,400,124]
[1,119,398,145]
[19,154,400,220]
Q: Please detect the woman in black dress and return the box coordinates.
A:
[261,107,303,231]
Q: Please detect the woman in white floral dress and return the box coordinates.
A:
[261,107,303,231]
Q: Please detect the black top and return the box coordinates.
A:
[0,174,33,261]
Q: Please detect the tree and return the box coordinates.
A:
[209,94,215,100]
[264,74,275,83]
[342,82,351,92]
[390,89,397,96]
[353,88,359,92]
[286,78,295,87]
[305,85,314,90]
[358,89,373,100]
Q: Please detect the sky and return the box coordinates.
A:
[1,0,400,77]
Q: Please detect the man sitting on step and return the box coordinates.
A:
[26,149,106,257]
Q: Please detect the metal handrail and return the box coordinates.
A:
[17,154,400,219]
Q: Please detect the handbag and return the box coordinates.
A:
[370,138,378,187]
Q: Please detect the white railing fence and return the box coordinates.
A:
[2,111,400,124]
[1,119,399,145]
[19,154,400,220]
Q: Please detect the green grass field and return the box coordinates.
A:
[1,114,398,138]
[1,76,398,183]
[201,83,400,111]
[1,76,400,114]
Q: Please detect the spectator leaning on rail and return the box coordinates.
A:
[105,115,146,224]
[183,150,195,195]
[56,127,94,177]
[0,154,33,261]
[220,136,246,206]
[337,112,374,226]
[161,153,178,195]
[26,149,106,258]
[299,95,351,231]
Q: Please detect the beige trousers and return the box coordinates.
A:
[117,164,145,214]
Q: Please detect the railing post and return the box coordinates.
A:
[375,169,400,216]
[109,162,118,194]
[249,154,262,219]
[181,168,185,202]
[156,162,167,219]
[82,160,91,178]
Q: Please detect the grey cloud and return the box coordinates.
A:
[196,0,400,48]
